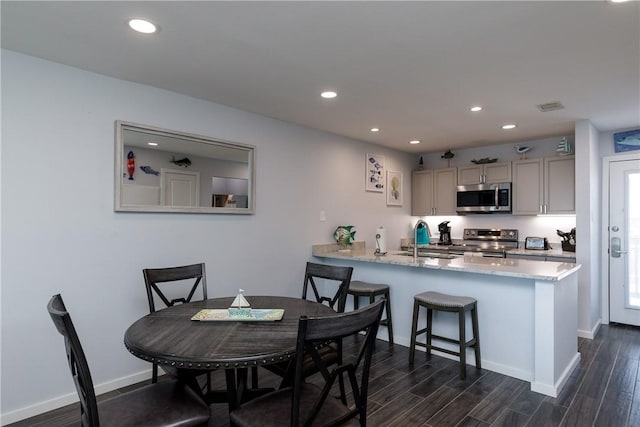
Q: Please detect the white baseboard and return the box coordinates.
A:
[577,319,601,339]
[395,336,533,383]
[1,369,155,426]
[531,352,581,398]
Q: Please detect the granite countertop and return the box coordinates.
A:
[312,243,580,282]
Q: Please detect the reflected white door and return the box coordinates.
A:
[161,169,200,207]
[609,159,640,325]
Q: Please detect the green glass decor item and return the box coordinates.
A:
[334,225,356,246]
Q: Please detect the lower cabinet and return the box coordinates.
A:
[506,253,576,263]
[546,255,576,263]
[506,253,544,261]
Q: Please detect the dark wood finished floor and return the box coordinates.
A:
[8,323,639,427]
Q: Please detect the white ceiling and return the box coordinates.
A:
[2,1,639,153]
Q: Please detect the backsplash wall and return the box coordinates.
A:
[415,214,577,246]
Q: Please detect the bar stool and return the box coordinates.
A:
[348,281,394,345]
[409,291,480,379]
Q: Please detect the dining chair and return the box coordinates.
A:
[47,294,210,427]
[229,299,384,427]
[301,262,353,313]
[143,262,259,392]
[263,262,354,395]
[143,263,209,385]
[143,263,207,314]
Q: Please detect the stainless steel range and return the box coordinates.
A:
[446,228,519,258]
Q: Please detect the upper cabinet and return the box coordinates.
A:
[412,167,457,216]
[544,156,575,214]
[512,156,575,215]
[457,162,511,185]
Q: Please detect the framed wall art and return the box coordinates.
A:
[614,129,640,153]
[386,170,403,206]
[365,153,385,192]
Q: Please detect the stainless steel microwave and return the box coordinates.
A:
[456,183,511,213]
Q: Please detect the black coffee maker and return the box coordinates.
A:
[438,221,452,245]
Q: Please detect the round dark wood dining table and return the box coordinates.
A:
[124,295,337,409]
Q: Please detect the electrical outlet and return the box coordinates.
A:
[320,210,326,221]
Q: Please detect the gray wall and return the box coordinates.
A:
[0,50,415,421]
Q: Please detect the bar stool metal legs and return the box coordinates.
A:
[348,281,394,345]
[409,291,481,380]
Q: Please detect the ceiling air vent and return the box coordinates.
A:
[536,102,564,112]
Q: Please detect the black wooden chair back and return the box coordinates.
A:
[47,294,100,426]
[294,299,384,426]
[262,263,353,396]
[143,263,208,384]
[230,299,384,427]
[301,262,353,314]
[143,263,207,313]
[47,294,211,427]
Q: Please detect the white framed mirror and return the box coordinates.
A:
[115,121,255,214]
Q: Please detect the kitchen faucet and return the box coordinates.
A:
[413,219,431,259]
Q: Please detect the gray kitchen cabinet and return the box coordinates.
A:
[412,170,433,216]
[506,253,576,263]
[457,162,512,185]
[512,156,575,215]
[412,167,457,216]
[546,255,576,263]
[506,253,545,261]
[544,156,575,214]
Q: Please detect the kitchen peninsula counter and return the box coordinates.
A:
[312,244,579,281]
[312,242,581,398]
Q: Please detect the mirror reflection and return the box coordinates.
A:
[115,121,255,214]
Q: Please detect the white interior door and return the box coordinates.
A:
[161,169,200,207]
[609,159,640,325]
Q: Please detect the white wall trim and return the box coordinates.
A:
[0,369,154,426]
[578,318,601,339]
[394,337,533,383]
[531,352,580,398]
[600,152,640,327]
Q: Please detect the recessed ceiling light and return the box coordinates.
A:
[370,128,380,132]
[502,124,517,130]
[470,106,483,112]
[147,142,158,146]
[320,91,337,99]
[128,18,157,34]
[610,0,629,3]
[409,140,421,145]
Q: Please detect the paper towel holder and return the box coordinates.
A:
[375,227,387,256]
